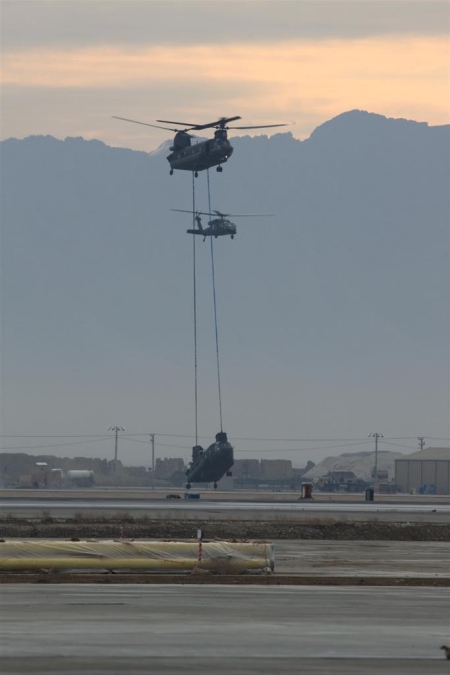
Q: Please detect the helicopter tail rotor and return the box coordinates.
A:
[195,213,204,232]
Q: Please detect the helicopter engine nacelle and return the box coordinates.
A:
[173,131,191,151]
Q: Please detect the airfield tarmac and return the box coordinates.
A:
[2,498,449,522]
[2,489,448,503]
[1,585,449,674]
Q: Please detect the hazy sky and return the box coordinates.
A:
[2,1,449,151]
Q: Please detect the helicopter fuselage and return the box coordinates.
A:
[186,434,234,485]
[187,218,237,239]
[168,137,233,173]
[113,115,287,176]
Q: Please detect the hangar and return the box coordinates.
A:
[395,447,450,495]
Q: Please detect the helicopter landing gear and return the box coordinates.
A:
[169,169,173,176]
[216,165,223,173]
[186,482,191,490]
[194,171,199,178]
[213,482,218,489]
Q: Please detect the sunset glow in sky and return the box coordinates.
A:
[2,1,449,149]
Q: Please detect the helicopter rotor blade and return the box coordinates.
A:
[171,209,212,217]
[196,116,242,130]
[227,123,288,130]
[213,210,274,218]
[164,116,242,131]
[112,116,193,133]
[157,117,241,130]
[156,119,202,129]
[172,209,274,218]
[115,116,288,132]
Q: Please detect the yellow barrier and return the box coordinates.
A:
[0,540,274,573]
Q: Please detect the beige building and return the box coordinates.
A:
[395,447,450,494]
[155,457,185,479]
[261,459,293,480]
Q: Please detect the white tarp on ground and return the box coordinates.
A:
[0,540,274,573]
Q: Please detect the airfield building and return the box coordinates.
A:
[395,447,450,495]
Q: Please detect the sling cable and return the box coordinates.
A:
[206,168,224,432]
[185,170,234,490]
[191,171,199,449]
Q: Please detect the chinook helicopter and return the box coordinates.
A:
[186,432,234,489]
[171,209,273,240]
[112,115,287,176]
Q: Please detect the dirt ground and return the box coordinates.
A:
[1,574,448,587]
[1,515,448,541]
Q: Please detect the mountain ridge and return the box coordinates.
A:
[4,108,446,153]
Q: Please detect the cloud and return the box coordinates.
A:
[3,0,449,51]
[3,36,448,147]
[4,36,448,88]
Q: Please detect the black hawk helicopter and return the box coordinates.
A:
[186,432,234,489]
[171,209,273,240]
[112,115,287,176]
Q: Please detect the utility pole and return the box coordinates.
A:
[368,432,384,483]
[417,437,425,451]
[108,426,124,473]
[150,434,155,490]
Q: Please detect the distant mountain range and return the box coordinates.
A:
[2,110,448,462]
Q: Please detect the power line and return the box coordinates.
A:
[122,437,188,450]
[122,436,374,454]
[1,432,448,442]
[231,436,377,443]
[383,441,421,450]
[0,438,110,451]
[0,434,113,438]
[0,436,429,457]
[99,433,416,442]
[227,436,450,443]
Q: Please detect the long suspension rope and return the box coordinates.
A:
[192,172,198,446]
[206,169,223,432]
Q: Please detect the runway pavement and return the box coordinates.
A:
[275,540,450,578]
[2,498,449,522]
[1,585,449,674]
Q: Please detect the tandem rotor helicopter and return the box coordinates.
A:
[112,112,287,490]
[171,209,273,240]
[112,115,287,176]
